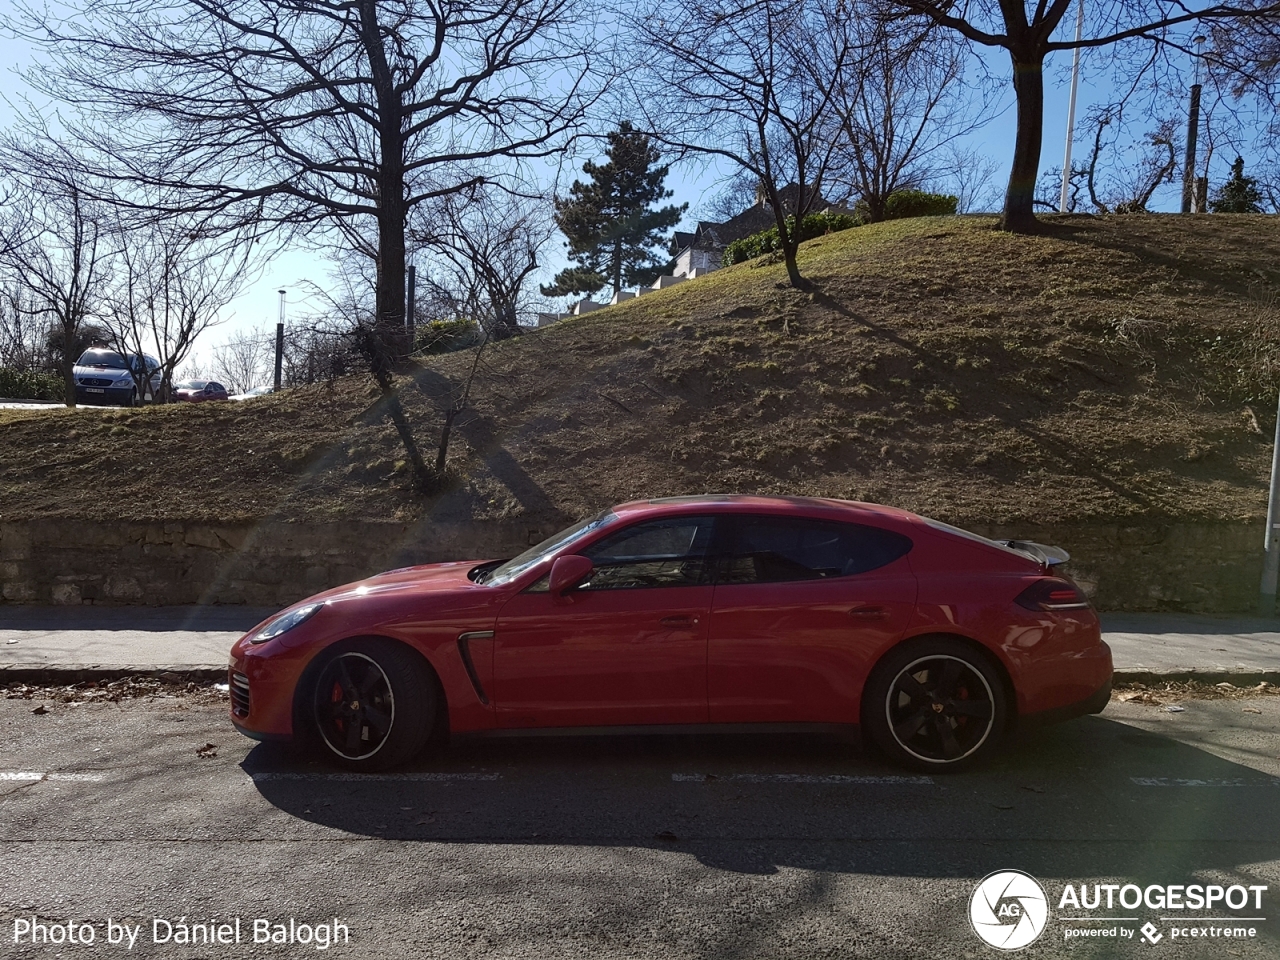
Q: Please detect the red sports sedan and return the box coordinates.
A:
[228,496,1112,772]
[173,379,229,402]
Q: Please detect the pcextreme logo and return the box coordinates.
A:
[969,870,1049,950]
[967,870,1269,950]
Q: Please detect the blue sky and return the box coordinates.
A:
[0,22,1215,371]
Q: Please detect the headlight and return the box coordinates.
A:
[247,603,323,644]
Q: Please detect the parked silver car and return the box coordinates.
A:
[73,348,162,407]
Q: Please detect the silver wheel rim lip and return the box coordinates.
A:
[315,652,395,761]
[885,653,995,765]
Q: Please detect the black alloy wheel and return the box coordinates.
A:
[865,639,1006,771]
[308,639,436,771]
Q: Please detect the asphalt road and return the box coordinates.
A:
[2,693,1279,959]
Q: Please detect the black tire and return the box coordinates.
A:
[863,637,1007,772]
[306,638,437,772]
[123,389,138,408]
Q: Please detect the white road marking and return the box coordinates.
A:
[248,772,501,782]
[1131,776,1280,787]
[0,772,106,781]
[672,773,934,784]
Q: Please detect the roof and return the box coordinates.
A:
[669,186,839,256]
[610,494,918,525]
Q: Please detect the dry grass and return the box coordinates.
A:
[3,213,1280,526]
[1112,679,1280,703]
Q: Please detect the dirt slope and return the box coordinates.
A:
[3,213,1278,527]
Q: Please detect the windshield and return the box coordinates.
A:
[77,350,128,369]
[177,380,208,390]
[480,511,617,586]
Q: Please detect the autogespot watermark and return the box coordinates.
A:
[968,871,1269,950]
[11,917,351,951]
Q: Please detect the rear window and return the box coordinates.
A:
[922,517,1032,561]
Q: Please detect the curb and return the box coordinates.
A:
[1112,670,1280,687]
[1,665,227,684]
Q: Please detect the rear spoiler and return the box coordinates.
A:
[999,540,1070,572]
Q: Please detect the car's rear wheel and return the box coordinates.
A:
[864,638,1007,772]
[308,639,436,771]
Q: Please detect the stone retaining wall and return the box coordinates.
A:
[0,518,1267,613]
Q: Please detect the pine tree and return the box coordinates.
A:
[1210,157,1264,214]
[542,122,686,299]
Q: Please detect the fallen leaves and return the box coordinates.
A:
[195,743,218,758]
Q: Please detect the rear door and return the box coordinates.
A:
[708,514,917,724]
[493,514,718,728]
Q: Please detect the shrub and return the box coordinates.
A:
[414,318,483,355]
[883,190,958,220]
[722,210,861,266]
[0,368,64,401]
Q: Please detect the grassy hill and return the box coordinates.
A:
[3,213,1278,528]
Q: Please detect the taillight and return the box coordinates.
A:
[1015,578,1090,612]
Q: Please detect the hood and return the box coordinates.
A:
[312,560,492,606]
[74,365,132,379]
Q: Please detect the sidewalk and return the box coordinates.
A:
[2,606,1280,683]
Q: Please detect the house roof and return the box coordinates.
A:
[669,185,838,256]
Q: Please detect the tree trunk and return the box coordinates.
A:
[1000,51,1046,233]
[61,318,76,408]
[362,0,408,357]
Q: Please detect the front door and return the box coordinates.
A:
[708,514,917,724]
[493,514,719,728]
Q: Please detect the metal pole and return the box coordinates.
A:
[1182,37,1206,214]
[406,264,416,347]
[1059,0,1085,213]
[274,289,285,391]
[1259,389,1280,616]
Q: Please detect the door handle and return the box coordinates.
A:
[660,615,699,627]
[848,606,886,621]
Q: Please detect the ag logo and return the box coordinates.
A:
[969,870,1049,950]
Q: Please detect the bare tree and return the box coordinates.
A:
[11,0,601,355]
[698,173,762,223]
[631,0,855,286]
[0,170,113,407]
[413,189,555,341]
[0,286,44,372]
[213,328,272,394]
[1076,105,1180,213]
[888,1,1280,231]
[926,144,1003,213]
[105,211,257,401]
[827,6,980,222]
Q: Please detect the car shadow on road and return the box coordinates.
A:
[244,712,1280,882]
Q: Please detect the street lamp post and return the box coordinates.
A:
[1182,36,1207,214]
[274,289,285,391]
[1059,0,1085,213]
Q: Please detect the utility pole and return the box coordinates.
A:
[1260,390,1280,616]
[274,289,285,391]
[1059,0,1085,213]
[1182,36,1207,214]
[406,264,416,349]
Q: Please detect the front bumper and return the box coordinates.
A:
[76,385,132,405]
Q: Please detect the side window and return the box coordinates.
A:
[578,516,716,590]
[721,516,911,584]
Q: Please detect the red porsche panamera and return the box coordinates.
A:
[228,496,1112,772]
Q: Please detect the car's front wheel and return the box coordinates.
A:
[863,638,1007,772]
[307,639,436,771]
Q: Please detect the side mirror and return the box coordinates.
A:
[549,555,593,602]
